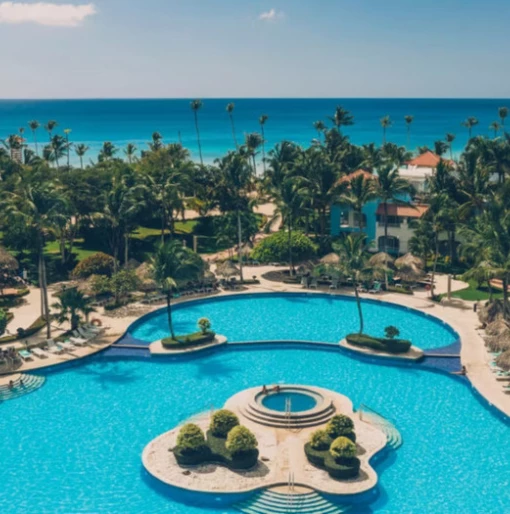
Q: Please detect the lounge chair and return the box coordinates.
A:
[78,327,96,340]
[18,349,33,361]
[32,348,49,359]
[45,340,64,354]
[70,332,89,346]
[84,323,103,333]
[329,280,339,290]
[369,282,382,294]
[301,276,309,288]
[59,341,76,352]
[310,278,318,289]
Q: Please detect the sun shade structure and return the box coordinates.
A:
[216,260,240,278]
[394,253,424,270]
[495,349,510,371]
[320,253,340,265]
[485,331,510,353]
[369,252,395,269]
[478,300,510,325]
[485,319,510,337]
[0,246,18,272]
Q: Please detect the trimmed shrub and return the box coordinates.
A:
[210,409,239,438]
[72,252,115,279]
[304,442,360,479]
[326,415,355,440]
[251,231,318,264]
[162,331,215,348]
[226,426,258,456]
[346,333,411,354]
[176,423,207,454]
[330,436,357,460]
[384,326,400,339]
[198,317,211,334]
[309,429,331,451]
[90,274,111,295]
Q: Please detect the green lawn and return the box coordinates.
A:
[450,279,504,302]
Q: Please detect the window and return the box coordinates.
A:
[377,215,401,228]
[378,236,400,253]
[353,212,366,228]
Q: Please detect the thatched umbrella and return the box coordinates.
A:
[478,300,509,326]
[495,349,510,371]
[135,262,157,292]
[0,246,18,271]
[203,270,216,283]
[216,260,240,278]
[485,319,510,337]
[394,263,424,283]
[485,331,510,352]
[369,252,395,270]
[394,253,424,270]
[296,261,315,276]
[320,253,340,265]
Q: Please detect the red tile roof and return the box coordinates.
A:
[336,169,376,185]
[376,203,429,218]
[406,151,454,168]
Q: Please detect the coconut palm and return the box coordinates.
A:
[259,114,268,174]
[313,120,326,142]
[340,173,376,232]
[244,132,263,176]
[404,115,414,148]
[334,233,371,333]
[226,103,238,149]
[490,121,501,139]
[63,128,72,167]
[75,144,89,169]
[45,120,58,141]
[329,106,354,134]
[461,117,479,139]
[28,120,40,156]
[149,241,203,340]
[149,132,163,151]
[99,141,117,161]
[434,140,449,157]
[499,106,508,129]
[50,135,66,168]
[52,288,95,331]
[190,99,204,165]
[125,143,137,164]
[445,133,456,160]
[380,116,392,145]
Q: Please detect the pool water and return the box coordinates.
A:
[129,293,458,350]
[1,346,509,514]
[261,391,317,412]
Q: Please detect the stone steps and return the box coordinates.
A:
[235,490,351,514]
[0,374,45,401]
[358,408,402,450]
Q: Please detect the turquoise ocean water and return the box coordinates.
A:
[0,98,508,164]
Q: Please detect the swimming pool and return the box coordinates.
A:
[261,390,318,413]
[129,293,458,350]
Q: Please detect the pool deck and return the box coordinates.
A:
[2,266,509,418]
[142,386,387,495]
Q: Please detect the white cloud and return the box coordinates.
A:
[259,8,284,22]
[0,2,96,27]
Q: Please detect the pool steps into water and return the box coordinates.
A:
[0,374,45,401]
[358,404,403,450]
[235,490,351,514]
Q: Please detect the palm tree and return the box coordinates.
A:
[125,143,137,164]
[50,135,66,168]
[490,121,501,139]
[313,121,326,142]
[380,116,392,145]
[99,141,117,161]
[226,103,238,149]
[190,99,204,165]
[329,106,354,134]
[45,120,58,141]
[259,114,268,174]
[75,144,89,169]
[340,173,376,232]
[375,166,413,253]
[461,117,479,139]
[52,288,95,331]
[434,140,449,157]
[149,132,163,151]
[149,241,203,340]
[499,106,508,129]
[404,115,414,148]
[63,128,72,167]
[28,120,40,156]
[445,133,456,160]
[334,233,371,333]
[244,132,263,176]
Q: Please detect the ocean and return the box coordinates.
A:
[0,98,508,165]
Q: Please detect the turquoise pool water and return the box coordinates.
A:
[1,345,509,513]
[129,293,458,349]
[261,391,317,413]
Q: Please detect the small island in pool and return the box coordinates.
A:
[142,385,391,496]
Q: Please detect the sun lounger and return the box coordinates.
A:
[369,282,382,294]
[329,280,339,290]
[45,340,64,354]
[31,348,49,359]
[78,327,96,340]
[70,333,89,346]
[84,323,103,334]
[59,341,76,352]
[310,278,318,289]
[18,349,33,361]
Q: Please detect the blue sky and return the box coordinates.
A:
[1,0,509,98]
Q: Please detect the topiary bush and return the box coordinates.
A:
[210,409,240,438]
[346,333,411,354]
[251,231,318,264]
[197,317,211,334]
[226,425,258,456]
[384,325,400,339]
[329,436,357,461]
[325,414,356,441]
[309,429,331,451]
[176,423,207,454]
[72,252,115,279]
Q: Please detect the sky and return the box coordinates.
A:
[0,0,509,99]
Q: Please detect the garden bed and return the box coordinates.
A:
[345,333,411,354]
[162,331,216,348]
[0,316,48,344]
[304,442,360,479]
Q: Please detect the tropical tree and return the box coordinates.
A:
[490,121,501,139]
[445,133,456,160]
[461,117,479,139]
[380,116,392,145]
[75,144,89,169]
[340,173,376,232]
[329,106,354,134]
[149,241,203,339]
[334,233,371,333]
[313,121,326,142]
[49,135,66,168]
[259,114,268,174]
[149,132,163,151]
[28,120,40,156]
[499,106,508,129]
[190,99,204,165]
[63,128,72,167]
[226,103,238,149]
[45,120,58,141]
[404,115,414,148]
[244,132,263,176]
[52,288,95,331]
[434,140,449,157]
[99,141,117,161]
[125,143,137,164]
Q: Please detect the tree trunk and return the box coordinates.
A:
[166,291,175,339]
[503,276,509,321]
[237,210,244,283]
[261,127,266,175]
[33,132,38,156]
[194,112,203,166]
[230,115,238,149]
[80,155,84,169]
[161,212,166,244]
[383,202,389,251]
[124,233,129,266]
[431,233,439,297]
[39,246,51,339]
[354,284,364,334]
[288,216,293,277]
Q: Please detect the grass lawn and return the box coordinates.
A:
[450,279,503,302]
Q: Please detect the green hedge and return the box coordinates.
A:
[0,316,48,343]
[252,231,318,264]
[173,430,258,470]
[387,285,413,295]
[162,331,216,348]
[304,442,360,479]
[346,333,411,354]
